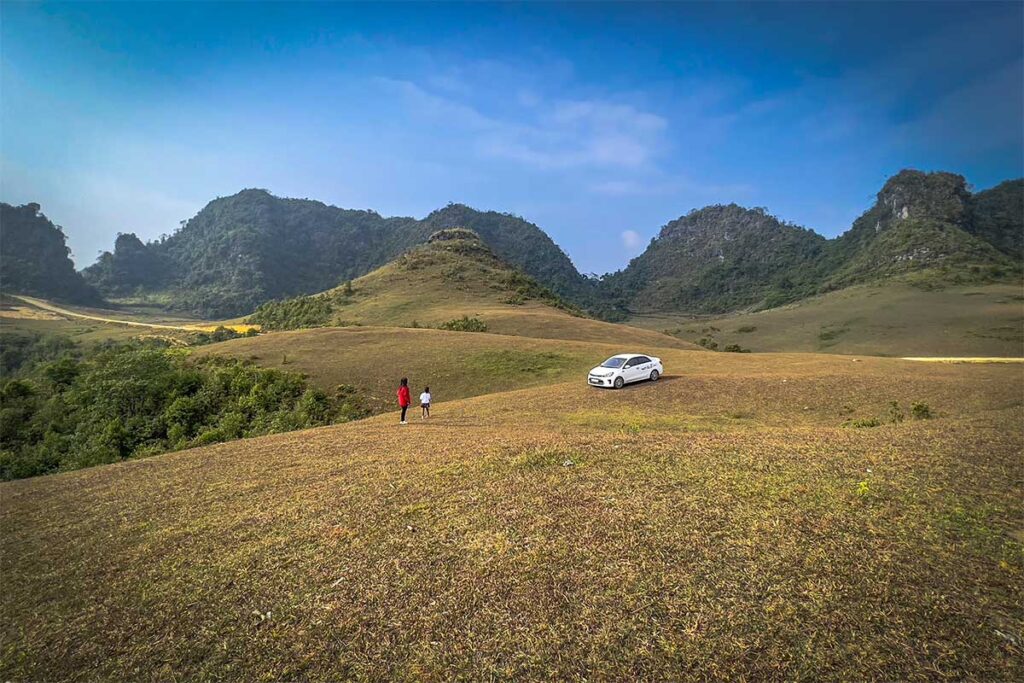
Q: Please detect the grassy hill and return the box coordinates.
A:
[247,229,692,348]
[632,282,1024,357]
[199,327,690,413]
[82,192,592,318]
[2,350,1021,680]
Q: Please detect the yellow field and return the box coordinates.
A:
[2,344,1022,680]
[631,282,1024,357]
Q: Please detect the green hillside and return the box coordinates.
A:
[0,203,104,306]
[247,228,692,348]
[601,170,1021,316]
[83,192,592,318]
[600,204,828,315]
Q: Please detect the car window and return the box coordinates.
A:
[624,357,638,367]
[635,356,651,364]
[600,357,626,368]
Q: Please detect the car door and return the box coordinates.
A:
[622,357,641,383]
[634,356,652,379]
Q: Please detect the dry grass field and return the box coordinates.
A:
[2,348,1022,681]
[631,282,1024,357]
[197,327,691,412]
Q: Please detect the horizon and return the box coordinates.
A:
[2,1,1022,273]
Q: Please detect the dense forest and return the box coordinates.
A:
[0,203,104,305]
[0,334,368,480]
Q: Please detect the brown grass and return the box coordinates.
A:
[2,350,1022,681]
[632,282,1024,357]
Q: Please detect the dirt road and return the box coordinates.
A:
[9,295,257,333]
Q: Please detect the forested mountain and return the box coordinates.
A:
[599,170,1021,315]
[247,227,581,330]
[83,191,592,317]
[0,203,103,305]
[967,179,1024,260]
[599,204,829,314]
[31,168,1024,319]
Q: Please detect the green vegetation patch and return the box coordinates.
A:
[438,316,488,332]
[0,335,369,480]
[247,295,334,330]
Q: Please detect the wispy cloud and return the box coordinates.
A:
[590,176,755,200]
[376,75,667,171]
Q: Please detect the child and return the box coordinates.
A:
[420,386,432,419]
[397,378,410,424]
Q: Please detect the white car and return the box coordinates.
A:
[587,353,663,389]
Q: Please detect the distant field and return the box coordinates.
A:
[631,282,1024,357]
[0,295,255,345]
[2,351,1021,680]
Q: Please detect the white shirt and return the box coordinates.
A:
[420,392,431,405]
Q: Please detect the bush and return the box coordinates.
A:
[439,316,488,333]
[247,296,333,330]
[888,401,905,424]
[696,337,718,350]
[723,344,750,353]
[844,417,881,428]
[911,401,933,419]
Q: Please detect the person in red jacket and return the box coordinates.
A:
[397,377,411,424]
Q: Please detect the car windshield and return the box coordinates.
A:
[600,357,627,368]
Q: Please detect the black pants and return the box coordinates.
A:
[400,406,408,422]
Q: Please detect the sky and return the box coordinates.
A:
[2,1,1022,275]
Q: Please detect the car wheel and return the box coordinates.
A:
[613,376,624,389]
[650,369,660,382]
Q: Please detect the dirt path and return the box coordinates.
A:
[9,295,256,333]
[901,357,1024,363]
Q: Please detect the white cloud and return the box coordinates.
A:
[378,76,667,171]
[621,229,644,250]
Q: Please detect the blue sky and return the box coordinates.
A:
[2,1,1022,274]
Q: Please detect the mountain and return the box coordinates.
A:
[416,204,593,305]
[0,202,103,305]
[246,228,692,348]
[599,204,829,315]
[602,170,1021,315]
[825,170,1013,288]
[967,178,1024,260]
[73,169,1024,319]
[83,192,591,318]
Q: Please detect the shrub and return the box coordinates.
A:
[439,316,488,333]
[911,401,933,419]
[723,344,750,353]
[736,325,757,333]
[888,401,905,424]
[844,417,881,428]
[696,337,718,350]
[247,296,333,330]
